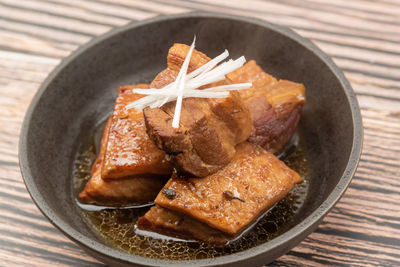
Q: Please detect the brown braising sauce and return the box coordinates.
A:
[72,122,309,260]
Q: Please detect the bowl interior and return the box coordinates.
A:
[22,14,357,266]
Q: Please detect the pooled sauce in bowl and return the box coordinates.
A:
[72,122,309,260]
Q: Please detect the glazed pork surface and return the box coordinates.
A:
[144,44,253,177]
[101,84,172,179]
[137,142,301,242]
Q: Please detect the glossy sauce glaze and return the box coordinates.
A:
[102,85,172,179]
[72,122,309,260]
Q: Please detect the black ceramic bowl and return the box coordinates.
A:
[19,12,362,266]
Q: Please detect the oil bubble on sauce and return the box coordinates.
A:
[72,124,309,260]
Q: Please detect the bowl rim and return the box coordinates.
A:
[19,11,363,266]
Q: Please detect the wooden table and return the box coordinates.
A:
[1,0,399,266]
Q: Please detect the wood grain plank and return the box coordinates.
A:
[0,18,90,45]
[96,0,190,14]
[47,0,157,20]
[0,3,111,35]
[306,0,400,18]
[156,0,400,40]
[0,0,129,26]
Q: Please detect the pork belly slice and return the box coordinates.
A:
[101,84,172,179]
[144,92,251,178]
[227,60,306,153]
[79,118,168,206]
[79,163,168,206]
[79,87,170,206]
[137,205,233,245]
[144,44,252,177]
[140,142,301,238]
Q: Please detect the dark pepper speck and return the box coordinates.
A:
[162,188,176,199]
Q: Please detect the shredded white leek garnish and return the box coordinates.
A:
[126,37,252,128]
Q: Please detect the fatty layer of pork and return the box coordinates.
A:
[226,60,306,153]
[144,44,253,177]
[137,142,301,243]
[137,205,233,245]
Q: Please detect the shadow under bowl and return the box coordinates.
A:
[19,12,362,267]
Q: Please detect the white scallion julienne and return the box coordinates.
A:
[126,37,252,128]
[171,36,196,128]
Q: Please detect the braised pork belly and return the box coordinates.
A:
[137,142,301,243]
[137,205,233,245]
[78,42,306,246]
[144,45,305,178]
[227,60,306,153]
[144,44,252,177]
[78,85,171,206]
